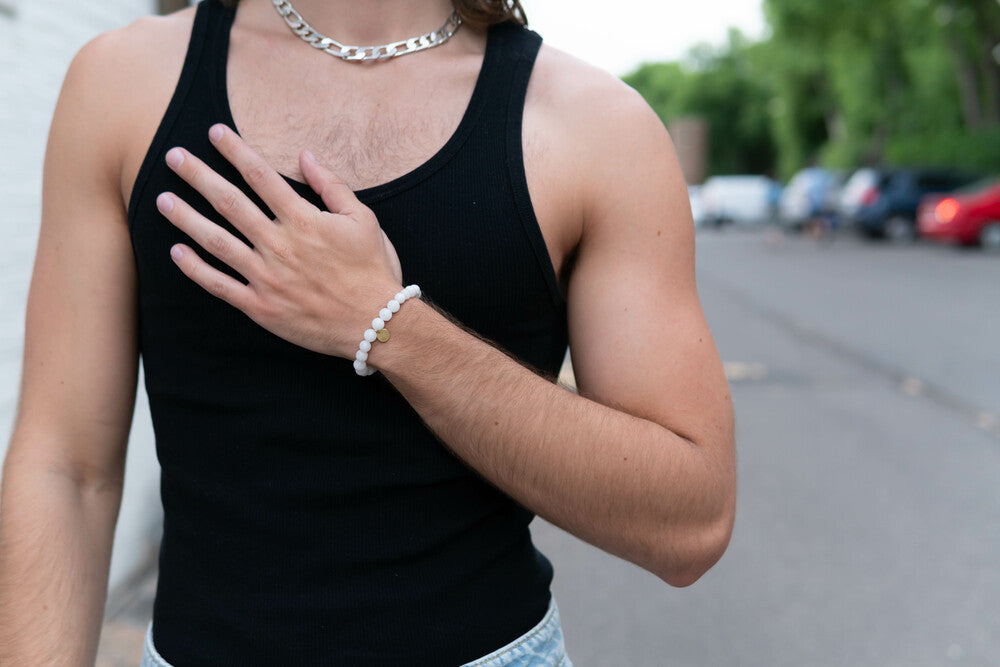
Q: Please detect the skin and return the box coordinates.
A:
[0,0,736,663]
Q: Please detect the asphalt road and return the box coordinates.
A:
[533,229,1000,666]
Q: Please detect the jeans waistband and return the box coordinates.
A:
[141,596,571,666]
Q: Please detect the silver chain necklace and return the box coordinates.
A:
[270,0,462,62]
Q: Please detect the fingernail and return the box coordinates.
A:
[170,245,183,261]
[209,125,224,143]
[156,193,174,213]
[165,148,184,169]
[304,149,318,164]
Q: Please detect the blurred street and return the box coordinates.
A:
[533,229,1000,666]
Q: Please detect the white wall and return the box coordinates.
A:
[0,0,162,591]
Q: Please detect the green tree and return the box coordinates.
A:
[622,0,1000,179]
[623,30,776,178]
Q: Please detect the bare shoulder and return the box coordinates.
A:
[63,7,195,113]
[58,7,198,203]
[527,42,672,163]
[524,41,688,247]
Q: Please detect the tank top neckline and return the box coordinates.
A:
[208,0,502,206]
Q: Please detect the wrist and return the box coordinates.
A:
[363,296,438,377]
[348,280,402,368]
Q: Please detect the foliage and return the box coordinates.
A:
[885,128,1000,171]
[623,31,776,176]
[621,0,1000,181]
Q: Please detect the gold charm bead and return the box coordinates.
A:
[355,285,419,377]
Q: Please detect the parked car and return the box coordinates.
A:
[688,185,708,227]
[837,167,893,222]
[917,176,1000,251]
[779,168,847,231]
[850,167,980,242]
[699,175,779,227]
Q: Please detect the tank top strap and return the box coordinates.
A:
[203,0,238,121]
[473,20,543,126]
[470,22,566,313]
[126,0,221,225]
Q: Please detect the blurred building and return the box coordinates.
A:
[667,115,709,185]
[0,0,163,597]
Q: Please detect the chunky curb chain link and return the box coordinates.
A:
[271,0,462,61]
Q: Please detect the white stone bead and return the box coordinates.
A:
[355,284,418,378]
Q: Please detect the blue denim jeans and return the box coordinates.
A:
[140,596,572,667]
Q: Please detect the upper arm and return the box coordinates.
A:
[563,77,734,459]
[7,31,141,487]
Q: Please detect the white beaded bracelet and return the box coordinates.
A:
[353,284,422,377]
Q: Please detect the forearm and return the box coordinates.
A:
[0,448,121,666]
[371,299,734,585]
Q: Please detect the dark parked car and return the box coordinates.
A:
[850,168,981,242]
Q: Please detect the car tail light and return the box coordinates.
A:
[860,187,880,206]
[935,198,960,223]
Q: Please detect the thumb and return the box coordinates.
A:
[300,149,359,214]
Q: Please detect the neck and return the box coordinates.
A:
[251,0,457,46]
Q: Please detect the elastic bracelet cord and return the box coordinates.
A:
[353,284,421,377]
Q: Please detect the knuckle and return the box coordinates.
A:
[248,293,274,320]
[354,207,378,228]
[245,163,268,187]
[207,233,231,257]
[218,189,241,216]
[207,279,227,298]
[269,238,294,261]
[182,158,199,179]
[257,267,279,291]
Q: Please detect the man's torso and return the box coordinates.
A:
[112,4,587,661]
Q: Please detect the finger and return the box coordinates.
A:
[157,192,261,279]
[208,124,318,223]
[169,243,259,314]
[300,149,362,215]
[165,146,270,245]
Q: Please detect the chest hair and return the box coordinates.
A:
[227,57,474,189]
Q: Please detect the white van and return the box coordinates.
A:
[699,175,778,227]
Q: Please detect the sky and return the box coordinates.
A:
[525,0,768,76]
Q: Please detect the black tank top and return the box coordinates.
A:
[127,0,568,664]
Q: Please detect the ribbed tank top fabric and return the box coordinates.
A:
[126,0,568,664]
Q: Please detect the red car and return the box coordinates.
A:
[918,177,1000,251]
